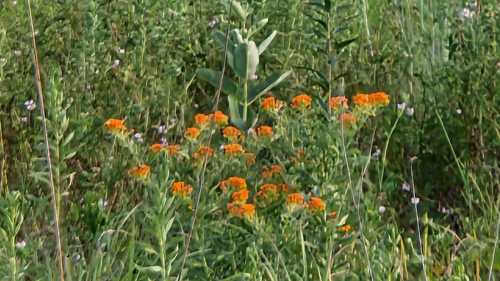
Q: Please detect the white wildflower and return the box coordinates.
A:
[13,49,21,56]
[405,107,414,117]
[372,148,381,160]
[133,133,144,143]
[24,99,36,111]
[378,206,386,214]
[397,102,407,111]
[456,108,462,115]
[111,59,120,68]
[402,182,411,192]
[411,197,420,205]
[157,125,166,134]
[15,240,26,249]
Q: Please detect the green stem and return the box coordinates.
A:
[378,111,403,192]
[243,81,248,122]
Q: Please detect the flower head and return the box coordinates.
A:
[193,146,214,159]
[150,143,164,153]
[227,177,247,189]
[328,96,348,109]
[185,127,200,140]
[257,125,273,138]
[194,113,210,126]
[223,126,242,139]
[128,164,151,179]
[287,192,304,210]
[166,144,181,156]
[211,111,229,125]
[291,93,312,109]
[171,181,193,198]
[338,224,352,233]
[261,96,284,111]
[255,184,279,203]
[368,92,390,106]
[227,203,255,219]
[353,93,370,106]
[231,189,249,203]
[224,143,244,155]
[24,99,36,111]
[105,119,127,134]
[307,197,326,213]
[339,112,356,127]
[262,164,283,178]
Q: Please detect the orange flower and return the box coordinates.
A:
[227,203,255,219]
[185,127,201,139]
[223,126,242,139]
[262,164,283,178]
[368,92,390,106]
[194,113,210,126]
[224,143,244,155]
[338,224,352,233]
[328,211,337,219]
[278,183,290,193]
[171,181,193,198]
[291,93,312,108]
[227,177,247,189]
[231,189,249,203]
[261,96,284,111]
[287,192,304,206]
[308,197,326,213]
[193,146,214,159]
[329,96,348,109]
[244,153,256,166]
[166,144,181,156]
[150,143,164,153]
[211,111,229,125]
[352,93,370,106]
[257,125,273,137]
[339,113,356,127]
[255,184,279,202]
[128,164,151,179]
[105,118,127,134]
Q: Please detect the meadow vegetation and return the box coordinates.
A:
[0,0,499,280]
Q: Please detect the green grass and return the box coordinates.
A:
[0,0,499,280]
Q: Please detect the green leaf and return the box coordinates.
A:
[135,265,163,273]
[197,68,238,96]
[223,0,247,21]
[228,95,245,129]
[258,31,277,55]
[249,18,269,37]
[334,37,358,51]
[248,70,292,104]
[212,30,235,69]
[233,41,259,80]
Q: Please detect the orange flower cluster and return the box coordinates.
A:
[257,125,273,137]
[339,112,356,126]
[223,126,242,139]
[105,118,127,134]
[193,146,214,159]
[171,181,193,198]
[307,197,326,213]
[210,111,229,125]
[224,143,244,155]
[338,224,352,233]
[329,96,348,109]
[166,144,181,156]
[231,189,249,203]
[194,113,210,126]
[262,164,283,178]
[185,127,200,139]
[128,164,151,179]
[261,96,284,111]
[227,202,255,219]
[286,192,304,208]
[254,183,279,203]
[353,91,389,106]
[219,176,247,192]
[291,93,312,108]
[150,143,164,153]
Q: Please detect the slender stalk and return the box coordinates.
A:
[488,206,500,281]
[410,157,428,281]
[26,1,65,280]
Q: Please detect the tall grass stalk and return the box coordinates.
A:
[26,0,65,280]
[410,157,428,281]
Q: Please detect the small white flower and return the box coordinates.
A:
[459,8,474,20]
[160,137,168,145]
[111,59,120,68]
[440,207,451,214]
[250,74,258,81]
[397,102,407,111]
[24,99,36,111]
[405,107,414,117]
[133,133,144,143]
[456,108,462,115]
[117,48,125,54]
[402,182,411,192]
[12,1,18,5]
[378,206,386,214]
[411,197,420,205]
[98,198,108,209]
[13,49,21,56]
[208,18,218,28]
[372,148,381,160]
[193,104,199,108]
[21,116,28,123]
[15,240,26,249]
[72,254,81,262]
[219,145,225,150]
[157,125,166,134]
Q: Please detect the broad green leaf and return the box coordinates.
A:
[249,18,268,37]
[248,70,291,104]
[258,31,277,55]
[335,37,358,51]
[197,68,238,96]
[212,31,235,69]
[222,0,247,21]
[228,95,245,129]
[233,41,259,80]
